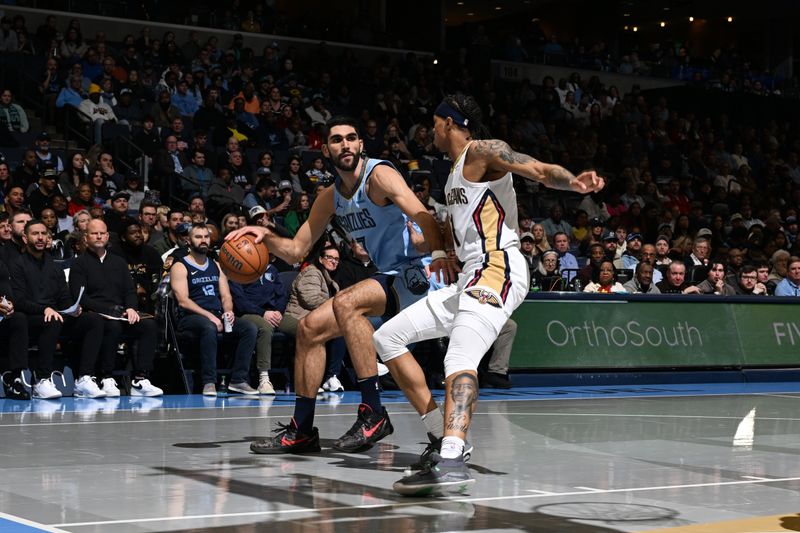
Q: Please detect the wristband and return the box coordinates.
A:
[431,250,447,261]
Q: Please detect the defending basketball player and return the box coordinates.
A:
[226,116,457,454]
[374,93,605,495]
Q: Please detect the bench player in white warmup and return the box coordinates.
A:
[375,93,605,495]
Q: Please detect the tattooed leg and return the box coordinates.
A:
[444,371,479,440]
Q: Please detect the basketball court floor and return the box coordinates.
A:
[1,381,799,532]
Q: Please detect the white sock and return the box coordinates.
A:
[440,436,464,459]
[421,405,444,439]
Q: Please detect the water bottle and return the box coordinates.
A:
[573,278,583,293]
[223,313,233,333]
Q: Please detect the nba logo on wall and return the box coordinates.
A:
[466,288,501,307]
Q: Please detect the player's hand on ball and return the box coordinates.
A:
[226,225,271,244]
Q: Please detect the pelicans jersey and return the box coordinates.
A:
[441,141,529,321]
[333,157,429,314]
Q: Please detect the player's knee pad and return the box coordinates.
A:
[373,318,412,363]
[444,311,496,377]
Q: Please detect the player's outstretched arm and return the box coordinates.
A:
[371,165,458,283]
[225,187,336,264]
[470,139,605,194]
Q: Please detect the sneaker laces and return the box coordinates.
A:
[272,420,297,438]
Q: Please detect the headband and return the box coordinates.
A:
[434,101,469,128]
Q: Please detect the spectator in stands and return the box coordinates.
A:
[171,223,257,396]
[181,148,214,200]
[56,75,85,111]
[552,231,577,282]
[0,17,19,52]
[50,194,72,233]
[220,212,240,238]
[79,84,117,143]
[171,79,199,118]
[113,88,143,130]
[734,265,768,295]
[208,167,245,222]
[600,230,623,268]
[571,209,590,243]
[68,183,95,215]
[104,191,131,236]
[621,232,642,270]
[304,94,332,126]
[131,116,160,159]
[768,250,790,287]
[110,218,162,313]
[154,135,188,198]
[774,256,800,296]
[655,235,672,265]
[684,237,711,269]
[530,223,551,257]
[137,201,161,244]
[12,150,39,191]
[623,261,660,294]
[69,219,163,397]
[282,244,347,391]
[0,256,30,400]
[283,192,310,237]
[584,260,625,293]
[26,164,60,217]
[530,250,564,291]
[120,173,144,212]
[519,232,537,271]
[150,90,181,129]
[656,262,694,294]
[304,156,335,190]
[725,247,746,286]
[33,133,63,174]
[229,260,288,395]
[226,150,252,191]
[10,218,104,399]
[412,176,446,222]
[0,88,29,133]
[542,205,572,240]
[151,209,183,256]
[691,261,736,295]
[59,152,88,201]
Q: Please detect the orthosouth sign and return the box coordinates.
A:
[509,298,800,369]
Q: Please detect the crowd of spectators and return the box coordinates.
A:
[0,10,799,401]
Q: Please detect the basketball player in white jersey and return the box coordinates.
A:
[375,94,605,495]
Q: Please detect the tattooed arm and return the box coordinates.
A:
[468,139,605,194]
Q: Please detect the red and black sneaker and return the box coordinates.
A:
[333,403,394,453]
[250,418,321,454]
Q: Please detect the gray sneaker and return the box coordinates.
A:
[410,433,473,470]
[394,453,474,496]
[228,382,258,395]
[202,383,217,396]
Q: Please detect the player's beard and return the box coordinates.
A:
[333,150,360,172]
[190,243,209,255]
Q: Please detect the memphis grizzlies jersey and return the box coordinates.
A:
[333,158,424,274]
[445,141,520,265]
[180,256,222,315]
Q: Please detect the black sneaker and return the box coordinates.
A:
[250,419,321,454]
[394,453,474,496]
[333,403,394,452]
[410,433,474,470]
[482,372,513,389]
[3,374,30,401]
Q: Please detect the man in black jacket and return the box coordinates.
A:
[0,258,30,400]
[110,218,163,314]
[10,219,104,399]
[69,219,163,397]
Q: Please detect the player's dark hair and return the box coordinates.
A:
[324,116,360,140]
[443,93,491,140]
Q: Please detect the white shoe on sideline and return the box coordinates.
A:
[131,378,163,397]
[33,378,62,399]
[322,375,344,392]
[258,372,275,395]
[100,377,121,397]
[74,376,107,399]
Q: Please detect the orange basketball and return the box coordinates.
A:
[219,235,270,284]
